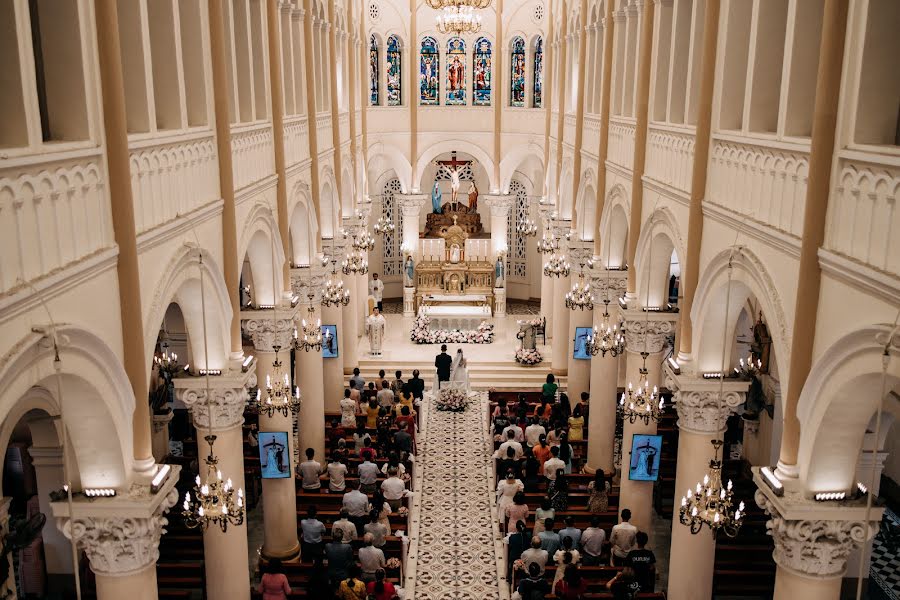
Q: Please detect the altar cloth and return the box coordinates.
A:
[421,305,492,330]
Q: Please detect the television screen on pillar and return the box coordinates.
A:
[322,325,339,358]
[573,327,592,360]
[259,431,291,479]
[627,434,663,482]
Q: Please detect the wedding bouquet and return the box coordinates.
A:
[515,348,543,366]
[435,387,469,412]
[410,315,495,345]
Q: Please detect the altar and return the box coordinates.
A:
[420,305,492,331]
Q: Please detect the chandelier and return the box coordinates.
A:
[426,0,492,8]
[436,5,483,35]
[618,352,665,425]
[341,250,369,275]
[373,214,395,237]
[585,300,626,357]
[349,229,376,252]
[680,440,745,538]
[154,343,180,376]
[536,223,559,255]
[565,271,594,310]
[254,347,301,417]
[734,354,762,378]
[294,294,323,352]
[182,435,245,531]
[322,264,351,307]
[543,253,570,278]
[517,217,538,237]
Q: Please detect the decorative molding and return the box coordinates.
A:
[395,193,428,218]
[818,248,900,306]
[754,488,880,578]
[621,309,678,354]
[173,370,255,431]
[665,368,749,434]
[483,194,515,218]
[135,199,224,253]
[589,268,628,299]
[290,266,328,302]
[241,314,298,353]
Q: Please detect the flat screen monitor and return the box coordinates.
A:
[258,431,291,479]
[573,326,592,360]
[322,324,338,358]
[627,434,663,482]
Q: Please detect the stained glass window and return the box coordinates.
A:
[446,38,466,105]
[369,35,379,106]
[420,37,439,105]
[473,37,492,106]
[533,37,544,108]
[381,178,403,276]
[510,37,526,107]
[386,35,402,106]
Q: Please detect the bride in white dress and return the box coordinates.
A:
[449,349,470,393]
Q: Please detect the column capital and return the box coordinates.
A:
[482,193,515,217]
[395,193,429,217]
[664,368,750,434]
[52,467,181,577]
[173,370,255,431]
[753,475,883,579]
[621,309,678,354]
[241,311,299,353]
[589,267,628,299]
[290,265,328,303]
[567,239,593,264]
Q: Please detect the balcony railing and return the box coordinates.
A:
[231,122,275,191]
[607,117,636,171]
[645,125,696,195]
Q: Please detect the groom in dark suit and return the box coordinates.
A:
[435,344,453,389]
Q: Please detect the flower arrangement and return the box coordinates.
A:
[410,315,494,345]
[435,387,469,412]
[515,348,543,366]
[397,506,409,517]
[512,559,525,572]
[517,317,543,328]
[385,558,402,569]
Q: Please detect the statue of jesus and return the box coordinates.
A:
[433,152,472,212]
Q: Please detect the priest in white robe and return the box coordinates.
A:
[365,307,387,357]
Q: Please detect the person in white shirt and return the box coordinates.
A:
[376,380,394,409]
[543,446,566,482]
[524,418,546,448]
[580,516,607,565]
[495,429,524,460]
[502,423,525,443]
[520,536,549,575]
[357,533,386,582]
[327,456,348,492]
[369,273,384,311]
[610,508,638,566]
[380,467,407,510]
[342,480,370,532]
[332,508,358,544]
[297,447,323,490]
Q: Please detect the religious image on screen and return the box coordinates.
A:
[322,324,338,358]
[573,326,592,360]
[259,431,290,479]
[628,434,663,482]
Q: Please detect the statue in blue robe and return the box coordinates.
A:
[431,180,443,214]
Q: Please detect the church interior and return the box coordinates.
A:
[0,0,898,599]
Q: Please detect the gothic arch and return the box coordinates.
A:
[574,169,597,241]
[633,207,686,308]
[415,140,497,193]
[237,202,287,304]
[367,142,412,193]
[289,180,319,267]
[797,324,900,493]
[499,143,545,194]
[0,327,134,490]
[690,246,790,381]
[143,245,233,374]
[598,184,631,268]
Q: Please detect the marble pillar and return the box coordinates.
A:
[566,306,593,399]
[483,194,515,258]
[397,195,428,259]
[551,273,572,374]
[341,262,360,373]
[151,412,174,462]
[322,302,345,412]
[28,447,73,576]
[291,268,328,461]
[664,370,749,600]
[52,467,181,600]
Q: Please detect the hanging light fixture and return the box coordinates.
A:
[426,0,492,8]
[254,346,301,418]
[182,435,245,531]
[154,343,179,375]
[734,354,762,378]
[565,268,594,311]
[536,221,559,255]
[322,264,351,307]
[436,5,483,35]
[182,248,244,532]
[585,299,626,357]
[680,440,745,538]
[618,352,665,425]
[341,249,369,275]
[294,294,323,352]
[350,229,376,252]
[543,253,570,278]
[373,214,395,237]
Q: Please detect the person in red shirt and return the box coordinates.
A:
[555,564,588,599]
[365,568,397,600]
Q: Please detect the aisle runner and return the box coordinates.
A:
[411,392,500,600]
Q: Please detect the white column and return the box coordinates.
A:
[483,194,515,257]
[151,412,174,463]
[664,370,749,600]
[291,267,328,461]
[28,447,73,576]
[52,469,181,600]
[341,250,360,373]
[396,194,428,259]
[551,273,572,374]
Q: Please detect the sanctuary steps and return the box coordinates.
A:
[354,358,567,390]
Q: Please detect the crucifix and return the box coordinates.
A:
[433,151,472,210]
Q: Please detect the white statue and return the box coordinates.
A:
[449,168,461,207]
[365,307,387,357]
[449,244,461,264]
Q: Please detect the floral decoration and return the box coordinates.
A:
[515,348,543,366]
[435,387,470,412]
[410,315,494,344]
[397,506,409,517]
[386,557,402,569]
[512,559,525,572]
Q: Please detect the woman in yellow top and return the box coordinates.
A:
[396,383,416,417]
[337,565,367,600]
[365,399,380,429]
[567,404,585,441]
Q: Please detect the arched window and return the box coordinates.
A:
[420,36,439,105]
[508,180,530,279]
[381,178,403,275]
[473,37,492,106]
[533,37,544,108]
[386,35,402,106]
[510,37,526,107]
[369,35,379,106]
[446,37,466,105]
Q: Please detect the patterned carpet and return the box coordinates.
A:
[408,391,501,600]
